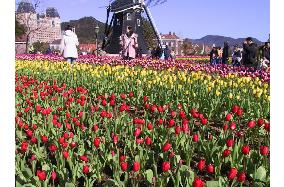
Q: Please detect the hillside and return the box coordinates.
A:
[61,17,106,44]
[191,35,264,47]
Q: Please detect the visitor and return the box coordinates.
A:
[154,45,162,59]
[164,45,171,60]
[119,26,138,60]
[258,42,270,69]
[170,50,176,60]
[232,45,242,67]
[217,47,222,64]
[147,47,152,59]
[222,41,229,64]
[60,25,79,64]
[242,37,258,67]
[210,47,218,65]
[46,47,52,55]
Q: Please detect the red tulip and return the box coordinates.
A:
[226,139,234,147]
[132,162,140,172]
[225,113,232,121]
[147,123,153,130]
[230,122,236,130]
[241,145,250,155]
[80,155,89,162]
[145,136,152,145]
[30,136,37,144]
[70,142,76,148]
[197,159,206,171]
[223,124,229,131]
[162,142,171,152]
[168,119,175,127]
[236,108,243,117]
[134,128,141,137]
[247,120,256,128]
[238,172,246,183]
[192,134,199,142]
[192,177,204,187]
[223,149,231,157]
[257,119,265,127]
[169,151,175,158]
[175,126,181,135]
[26,129,33,137]
[36,170,46,181]
[93,137,100,148]
[51,171,57,180]
[113,135,119,145]
[49,144,57,152]
[228,168,238,180]
[21,141,28,152]
[83,165,89,174]
[207,164,214,173]
[136,138,144,144]
[119,155,126,162]
[201,118,208,125]
[162,161,171,172]
[143,96,148,102]
[120,162,128,171]
[231,105,239,113]
[264,123,270,132]
[260,145,269,156]
[129,92,134,97]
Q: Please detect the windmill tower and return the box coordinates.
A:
[102,0,162,54]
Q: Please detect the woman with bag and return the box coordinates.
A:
[60,25,79,64]
[119,26,138,60]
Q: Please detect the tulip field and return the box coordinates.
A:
[15,55,270,187]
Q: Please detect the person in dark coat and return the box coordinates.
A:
[164,45,171,60]
[232,45,242,67]
[210,47,219,64]
[262,42,270,61]
[154,46,162,59]
[242,37,258,67]
[222,41,229,64]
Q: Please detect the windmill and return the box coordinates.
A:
[102,0,164,54]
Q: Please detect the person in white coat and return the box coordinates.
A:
[60,25,79,64]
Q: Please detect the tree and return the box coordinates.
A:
[141,17,158,49]
[32,41,49,53]
[15,19,26,37]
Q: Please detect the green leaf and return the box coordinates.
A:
[65,182,76,187]
[42,164,50,171]
[206,181,219,187]
[254,166,267,182]
[145,169,153,184]
[22,168,33,179]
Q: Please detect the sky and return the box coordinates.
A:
[16,0,270,41]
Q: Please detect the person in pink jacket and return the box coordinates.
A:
[119,26,138,60]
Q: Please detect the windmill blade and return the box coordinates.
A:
[142,4,162,47]
[146,0,167,7]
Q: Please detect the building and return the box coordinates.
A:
[16,1,61,44]
[161,32,183,55]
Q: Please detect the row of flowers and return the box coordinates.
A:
[15,54,270,82]
[15,72,269,187]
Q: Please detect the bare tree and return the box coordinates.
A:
[16,0,49,53]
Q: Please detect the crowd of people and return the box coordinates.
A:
[209,37,270,70]
[38,25,270,69]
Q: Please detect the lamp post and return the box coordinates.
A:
[94,24,100,56]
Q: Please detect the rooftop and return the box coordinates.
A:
[161,32,180,40]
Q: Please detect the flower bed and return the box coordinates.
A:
[15,56,270,187]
